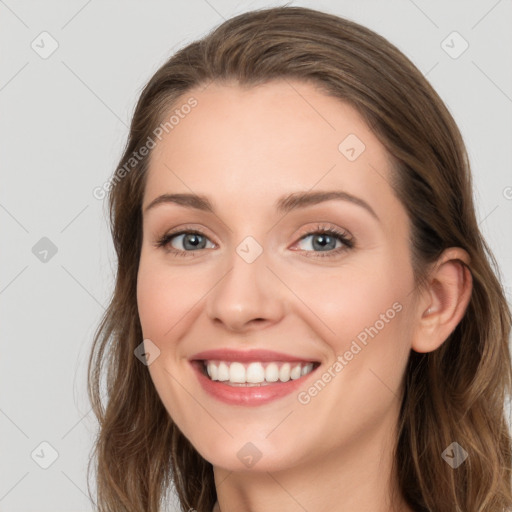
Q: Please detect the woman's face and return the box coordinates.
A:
[137,79,418,473]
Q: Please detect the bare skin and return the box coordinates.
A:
[136,79,472,512]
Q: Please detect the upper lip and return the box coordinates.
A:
[190,348,319,363]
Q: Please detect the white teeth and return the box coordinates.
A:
[279,363,291,382]
[217,361,230,381]
[229,362,246,383]
[290,364,302,380]
[246,362,265,383]
[301,363,313,376]
[204,360,316,385]
[206,361,218,381]
[265,362,279,382]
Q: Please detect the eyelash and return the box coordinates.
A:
[154,223,354,259]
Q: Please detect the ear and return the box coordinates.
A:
[411,248,473,353]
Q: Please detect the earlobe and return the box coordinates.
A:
[411,248,473,354]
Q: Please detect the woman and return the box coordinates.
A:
[87,6,512,511]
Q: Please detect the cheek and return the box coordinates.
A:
[137,256,182,340]
[283,261,412,437]
[136,254,203,423]
[291,259,409,345]
[286,251,414,403]
[137,263,172,339]
[136,254,202,339]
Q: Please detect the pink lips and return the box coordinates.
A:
[190,348,318,363]
[189,348,320,406]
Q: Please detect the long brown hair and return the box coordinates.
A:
[87,6,512,511]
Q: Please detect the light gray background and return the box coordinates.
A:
[1,1,511,510]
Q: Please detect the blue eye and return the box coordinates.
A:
[295,228,352,255]
[155,230,215,256]
[155,224,354,258]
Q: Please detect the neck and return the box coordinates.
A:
[212,406,412,512]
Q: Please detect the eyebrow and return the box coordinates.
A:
[143,190,379,221]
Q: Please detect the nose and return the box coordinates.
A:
[205,247,286,333]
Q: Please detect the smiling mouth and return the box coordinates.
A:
[194,360,321,387]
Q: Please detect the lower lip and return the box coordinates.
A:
[190,361,319,406]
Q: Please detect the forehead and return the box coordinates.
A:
[144,79,399,222]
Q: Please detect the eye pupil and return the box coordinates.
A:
[313,234,336,251]
[183,233,206,250]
